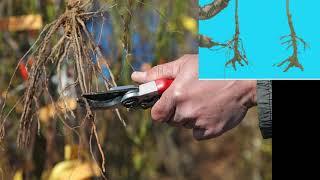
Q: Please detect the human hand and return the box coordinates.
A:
[131,54,257,140]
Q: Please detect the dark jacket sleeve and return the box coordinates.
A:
[257,81,272,139]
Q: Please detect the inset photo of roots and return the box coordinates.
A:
[199,0,319,79]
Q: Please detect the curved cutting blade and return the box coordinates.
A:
[82,85,138,101]
[77,96,123,110]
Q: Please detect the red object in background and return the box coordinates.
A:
[19,63,28,81]
[28,30,39,38]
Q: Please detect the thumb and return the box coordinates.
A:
[131,61,181,83]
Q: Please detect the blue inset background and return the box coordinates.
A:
[199,0,320,79]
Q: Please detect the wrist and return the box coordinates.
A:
[249,80,257,107]
[233,80,257,108]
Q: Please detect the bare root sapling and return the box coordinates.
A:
[198,0,248,70]
[224,0,248,70]
[277,0,309,72]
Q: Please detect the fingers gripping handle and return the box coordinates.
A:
[155,78,174,95]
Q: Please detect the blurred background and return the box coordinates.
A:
[0,0,271,179]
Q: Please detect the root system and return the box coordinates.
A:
[0,0,127,177]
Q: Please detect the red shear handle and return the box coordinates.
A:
[155,78,174,95]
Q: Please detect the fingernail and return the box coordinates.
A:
[131,71,146,81]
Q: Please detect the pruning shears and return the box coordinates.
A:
[78,78,174,110]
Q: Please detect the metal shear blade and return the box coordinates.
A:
[77,96,123,110]
[79,85,139,110]
[81,85,138,101]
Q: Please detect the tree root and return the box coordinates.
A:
[277,0,308,72]
[198,34,227,49]
[277,55,304,72]
[277,34,308,72]
[225,38,248,70]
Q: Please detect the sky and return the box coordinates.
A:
[199,0,320,79]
